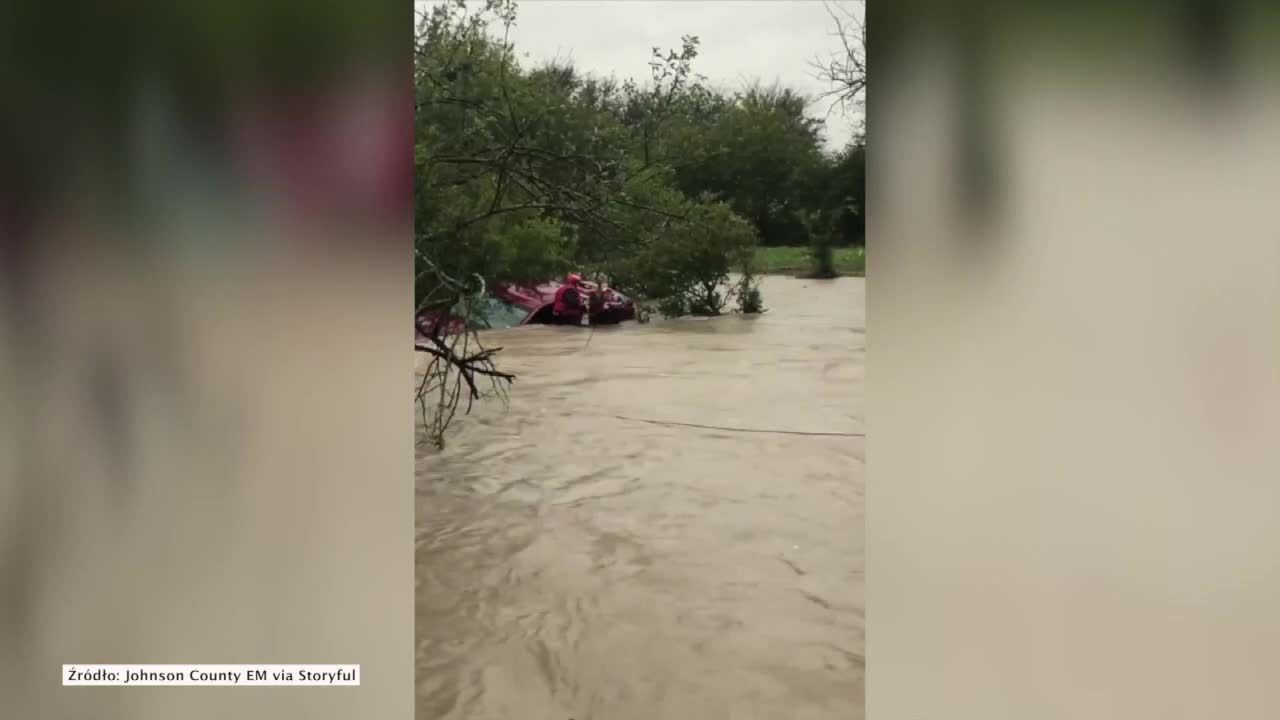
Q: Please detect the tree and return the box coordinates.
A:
[663,81,827,247]
[810,1,866,250]
[823,138,864,247]
[416,0,569,448]
[616,35,704,169]
[618,194,758,316]
[415,1,767,446]
[798,208,838,279]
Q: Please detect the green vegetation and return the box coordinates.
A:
[416,0,865,445]
[755,246,865,277]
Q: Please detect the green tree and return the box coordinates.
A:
[415,1,767,445]
[655,81,829,246]
[821,138,864,247]
[622,195,758,316]
[797,208,838,279]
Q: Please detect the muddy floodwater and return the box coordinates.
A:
[416,276,865,720]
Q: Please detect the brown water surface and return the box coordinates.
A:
[416,276,865,720]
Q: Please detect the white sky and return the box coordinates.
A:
[418,0,862,151]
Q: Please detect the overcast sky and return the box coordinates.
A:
[419,1,862,151]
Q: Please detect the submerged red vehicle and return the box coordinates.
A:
[417,278,636,338]
[494,279,636,326]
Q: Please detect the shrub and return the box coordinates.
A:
[734,269,765,314]
[798,209,838,279]
[628,197,759,316]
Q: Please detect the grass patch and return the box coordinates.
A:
[754,246,865,277]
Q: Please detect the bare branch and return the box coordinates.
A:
[811,0,866,119]
[414,321,515,448]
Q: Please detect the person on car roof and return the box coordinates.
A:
[552,273,587,325]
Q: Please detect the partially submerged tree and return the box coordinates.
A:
[615,194,759,316]
[797,208,838,279]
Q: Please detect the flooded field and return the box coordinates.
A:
[416,276,865,720]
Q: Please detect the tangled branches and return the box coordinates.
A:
[812,1,866,118]
[415,320,514,449]
[415,252,515,448]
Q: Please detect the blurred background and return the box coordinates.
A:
[0,2,412,718]
[871,1,1280,718]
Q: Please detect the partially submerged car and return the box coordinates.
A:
[493,279,636,327]
[416,277,636,338]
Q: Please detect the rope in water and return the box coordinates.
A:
[613,415,865,438]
